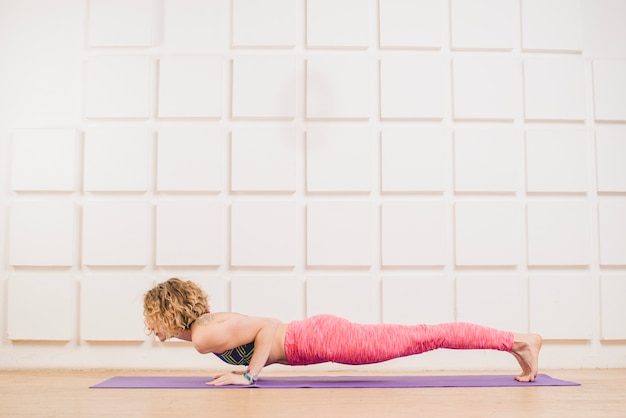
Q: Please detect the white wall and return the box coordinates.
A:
[0,0,625,371]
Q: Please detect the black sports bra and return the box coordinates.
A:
[214,342,255,365]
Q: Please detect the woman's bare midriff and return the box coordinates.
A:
[267,322,289,365]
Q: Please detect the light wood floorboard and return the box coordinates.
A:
[0,369,624,418]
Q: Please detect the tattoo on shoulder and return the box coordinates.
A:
[196,313,216,327]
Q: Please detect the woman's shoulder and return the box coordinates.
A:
[196,311,245,326]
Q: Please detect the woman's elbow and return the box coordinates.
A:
[265,318,280,330]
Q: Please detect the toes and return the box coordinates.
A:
[514,373,536,383]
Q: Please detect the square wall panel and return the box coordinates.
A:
[526,129,589,192]
[9,201,74,266]
[306,127,373,192]
[231,126,297,192]
[380,56,446,119]
[233,0,297,47]
[162,0,228,51]
[527,201,591,266]
[529,275,593,339]
[598,199,626,265]
[583,0,626,57]
[158,56,223,118]
[8,276,73,340]
[596,126,626,192]
[452,56,518,120]
[307,201,373,266]
[381,127,449,192]
[521,0,583,51]
[231,201,297,267]
[456,275,527,332]
[231,276,300,321]
[88,0,152,46]
[82,201,148,266]
[593,60,626,121]
[600,276,626,340]
[524,56,586,121]
[306,56,370,119]
[232,56,296,118]
[455,201,524,266]
[84,127,149,192]
[85,55,151,118]
[156,200,223,266]
[450,0,516,49]
[382,276,455,324]
[11,128,76,191]
[80,276,150,341]
[306,276,375,323]
[307,0,369,48]
[157,127,224,192]
[379,0,443,48]
[381,202,448,266]
[454,128,522,192]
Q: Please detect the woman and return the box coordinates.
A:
[144,278,542,386]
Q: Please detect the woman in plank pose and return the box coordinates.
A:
[144,278,542,386]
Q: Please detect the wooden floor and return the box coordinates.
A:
[0,369,624,418]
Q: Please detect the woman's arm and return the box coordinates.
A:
[245,317,279,380]
[192,315,281,386]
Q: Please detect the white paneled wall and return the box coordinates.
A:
[0,0,625,370]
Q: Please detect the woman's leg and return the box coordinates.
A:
[286,315,512,365]
[284,315,541,381]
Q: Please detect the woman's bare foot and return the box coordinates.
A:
[511,333,542,382]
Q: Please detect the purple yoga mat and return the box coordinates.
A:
[90,374,579,389]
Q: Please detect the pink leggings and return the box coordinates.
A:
[284,315,514,366]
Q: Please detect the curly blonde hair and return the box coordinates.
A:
[143,278,210,339]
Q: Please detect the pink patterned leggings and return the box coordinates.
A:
[284,315,514,366]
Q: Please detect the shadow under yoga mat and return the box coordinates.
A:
[90,374,579,389]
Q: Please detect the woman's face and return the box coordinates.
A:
[148,323,168,342]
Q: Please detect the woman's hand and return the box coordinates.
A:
[206,371,252,386]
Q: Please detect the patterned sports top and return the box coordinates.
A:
[214,342,255,366]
